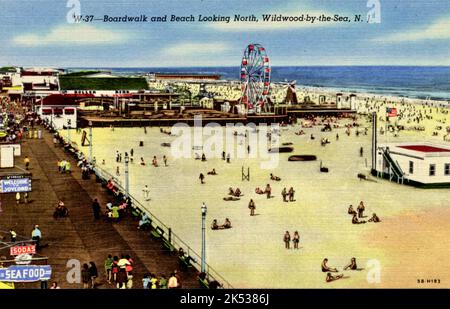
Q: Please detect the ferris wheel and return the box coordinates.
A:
[240,43,271,114]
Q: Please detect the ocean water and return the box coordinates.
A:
[68,66,450,101]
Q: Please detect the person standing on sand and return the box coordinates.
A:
[265,184,272,199]
[199,173,205,184]
[163,155,167,167]
[284,231,291,249]
[288,187,295,202]
[143,185,150,200]
[248,199,256,216]
[293,231,300,249]
[357,201,365,218]
[281,188,288,202]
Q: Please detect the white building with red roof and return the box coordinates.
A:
[375,142,450,188]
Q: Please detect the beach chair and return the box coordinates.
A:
[179,255,193,270]
[162,239,175,253]
[198,277,209,289]
[151,226,164,239]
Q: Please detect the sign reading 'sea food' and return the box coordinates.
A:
[0,265,52,282]
[0,176,32,193]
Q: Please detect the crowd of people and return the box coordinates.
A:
[322,257,360,282]
[348,201,381,224]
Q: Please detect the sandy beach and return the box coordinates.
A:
[66,90,450,288]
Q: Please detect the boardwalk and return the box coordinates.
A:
[0,127,199,289]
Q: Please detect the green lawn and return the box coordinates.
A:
[59,76,149,90]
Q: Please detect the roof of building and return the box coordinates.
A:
[40,94,94,106]
[398,145,450,153]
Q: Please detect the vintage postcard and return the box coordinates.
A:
[0,0,449,297]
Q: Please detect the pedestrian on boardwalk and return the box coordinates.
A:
[10,229,17,242]
[117,255,130,289]
[142,273,151,289]
[16,192,21,205]
[24,156,30,170]
[168,272,179,289]
[31,225,41,249]
[159,274,168,289]
[104,254,113,284]
[248,199,256,216]
[92,198,101,220]
[81,264,90,289]
[284,231,291,249]
[111,256,119,283]
[126,254,134,289]
[89,261,98,288]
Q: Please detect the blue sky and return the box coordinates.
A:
[0,0,449,67]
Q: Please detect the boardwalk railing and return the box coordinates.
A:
[49,124,233,288]
[93,165,233,289]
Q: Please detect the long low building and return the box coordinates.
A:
[374,142,450,188]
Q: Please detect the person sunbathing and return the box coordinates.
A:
[368,213,381,223]
[223,218,232,229]
[211,219,219,230]
[228,187,235,195]
[352,214,366,224]
[270,173,281,181]
[223,196,240,201]
[321,258,338,272]
[344,258,358,270]
[348,205,357,215]
[326,272,344,282]
[234,188,241,197]
[255,187,265,194]
[207,169,217,175]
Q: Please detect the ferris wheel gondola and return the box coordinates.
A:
[240,44,271,114]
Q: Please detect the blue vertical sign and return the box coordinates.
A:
[0,265,52,282]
